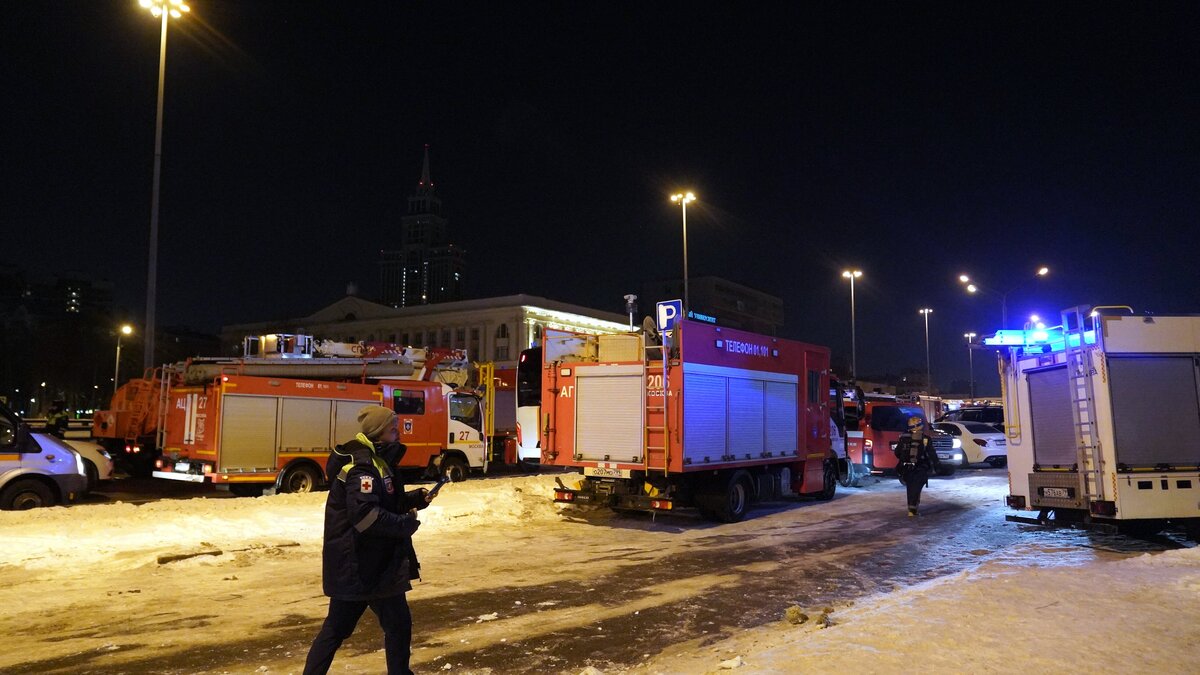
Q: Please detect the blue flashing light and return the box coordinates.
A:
[983,328,1096,354]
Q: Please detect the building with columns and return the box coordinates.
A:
[220,294,630,368]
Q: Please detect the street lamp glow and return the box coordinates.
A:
[121,324,134,336]
[1029,314,1040,323]
[964,332,977,340]
[918,309,934,393]
[1037,266,1049,276]
[670,191,697,309]
[841,270,863,380]
[140,0,190,16]
[966,284,977,293]
[958,274,970,283]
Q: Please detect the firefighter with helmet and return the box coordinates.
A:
[894,415,942,516]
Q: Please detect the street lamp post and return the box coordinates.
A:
[963,332,977,400]
[842,270,863,380]
[114,325,134,397]
[918,308,933,392]
[670,192,696,310]
[138,0,190,372]
[959,266,1049,328]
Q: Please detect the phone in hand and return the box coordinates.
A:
[427,476,449,499]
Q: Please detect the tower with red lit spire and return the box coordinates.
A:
[379,145,466,307]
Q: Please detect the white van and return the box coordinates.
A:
[0,402,88,510]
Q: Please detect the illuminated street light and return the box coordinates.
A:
[957,267,1051,328]
[137,0,190,373]
[918,308,933,392]
[964,332,978,400]
[842,270,863,380]
[670,192,697,310]
[115,324,135,397]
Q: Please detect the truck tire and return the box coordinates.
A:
[815,461,837,501]
[441,456,469,483]
[1,479,55,510]
[707,472,751,523]
[280,464,321,494]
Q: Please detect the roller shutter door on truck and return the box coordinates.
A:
[279,398,333,454]
[683,373,726,464]
[1028,366,1076,467]
[575,366,644,463]
[1107,355,1200,468]
[219,395,279,472]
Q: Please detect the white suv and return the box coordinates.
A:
[0,402,88,509]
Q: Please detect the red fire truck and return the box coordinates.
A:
[843,393,960,476]
[544,320,839,522]
[97,334,487,494]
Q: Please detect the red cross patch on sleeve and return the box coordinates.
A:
[359,475,374,493]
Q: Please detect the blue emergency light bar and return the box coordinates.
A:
[983,327,1097,354]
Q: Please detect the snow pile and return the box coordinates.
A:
[416,474,566,532]
[0,474,568,573]
[637,545,1200,674]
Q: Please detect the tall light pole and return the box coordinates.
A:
[963,332,977,400]
[918,308,933,392]
[670,192,696,310]
[958,266,1050,328]
[138,0,190,371]
[842,270,862,380]
[114,325,134,397]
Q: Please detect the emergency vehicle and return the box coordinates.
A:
[543,320,840,522]
[94,334,488,495]
[0,401,88,510]
[844,393,960,476]
[990,306,1200,538]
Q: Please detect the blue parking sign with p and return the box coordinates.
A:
[656,300,683,332]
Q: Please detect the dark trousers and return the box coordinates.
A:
[304,594,412,675]
[905,468,930,509]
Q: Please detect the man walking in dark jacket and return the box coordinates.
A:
[304,405,435,675]
[894,415,941,517]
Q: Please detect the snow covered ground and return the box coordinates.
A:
[0,471,1195,674]
[633,542,1200,674]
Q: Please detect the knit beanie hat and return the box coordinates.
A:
[357,405,397,441]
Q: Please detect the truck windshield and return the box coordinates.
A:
[450,394,482,431]
[517,347,542,408]
[870,405,926,432]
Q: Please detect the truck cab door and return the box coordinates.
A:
[448,393,487,468]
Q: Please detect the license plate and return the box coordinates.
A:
[175,462,191,472]
[1043,487,1070,499]
[937,453,953,460]
[583,466,632,479]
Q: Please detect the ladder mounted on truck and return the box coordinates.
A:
[1061,306,1105,502]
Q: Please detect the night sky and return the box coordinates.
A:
[5,2,1200,393]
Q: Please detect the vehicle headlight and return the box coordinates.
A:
[953,453,962,461]
[952,438,962,449]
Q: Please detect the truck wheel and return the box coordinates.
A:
[83,459,99,493]
[441,456,469,483]
[711,473,751,523]
[816,461,837,501]
[280,464,321,494]
[1,479,55,510]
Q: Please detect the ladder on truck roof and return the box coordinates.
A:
[1062,306,1105,502]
